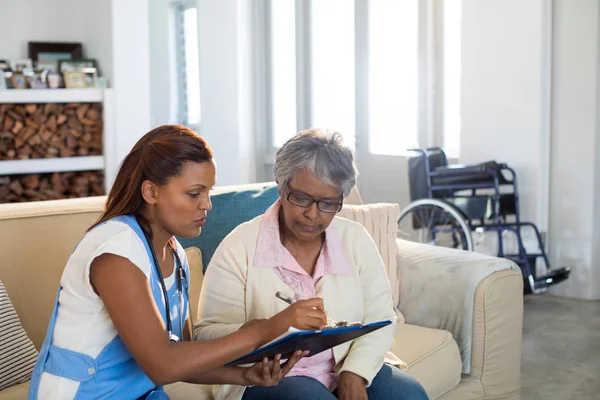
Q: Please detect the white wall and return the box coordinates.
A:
[549,0,600,299]
[196,0,258,185]
[0,0,113,83]
[110,0,152,168]
[461,0,545,228]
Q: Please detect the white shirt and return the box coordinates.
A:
[37,220,181,399]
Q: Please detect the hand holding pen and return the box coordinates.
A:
[275,291,345,328]
[268,291,328,331]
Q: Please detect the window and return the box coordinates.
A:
[310,0,355,148]
[174,3,201,130]
[368,0,419,155]
[270,0,297,148]
[265,1,461,156]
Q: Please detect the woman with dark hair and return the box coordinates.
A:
[27,125,324,400]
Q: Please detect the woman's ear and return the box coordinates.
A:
[141,180,158,205]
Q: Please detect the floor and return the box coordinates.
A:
[521,294,600,400]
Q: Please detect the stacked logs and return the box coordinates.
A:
[0,171,105,203]
[0,103,103,159]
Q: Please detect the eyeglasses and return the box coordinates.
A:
[286,189,343,213]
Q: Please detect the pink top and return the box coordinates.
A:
[253,200,354,391]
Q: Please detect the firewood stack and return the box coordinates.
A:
[0,171,105,203]
[0,102,103,160]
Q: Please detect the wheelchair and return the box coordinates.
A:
[397,147,571,294]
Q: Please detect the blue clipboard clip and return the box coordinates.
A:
[226,320,392,366]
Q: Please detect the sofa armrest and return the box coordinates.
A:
[396,239,523,386]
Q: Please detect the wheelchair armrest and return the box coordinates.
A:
[431,164,493,176]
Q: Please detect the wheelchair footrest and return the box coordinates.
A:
[529,266,572,294]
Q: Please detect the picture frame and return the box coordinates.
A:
[58,59,98,74]
[82,67,98,88]
[11,73,28,89]
[28,42,83,72]
[63,71,88,89]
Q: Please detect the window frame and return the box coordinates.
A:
[173,0,201,132]
[261,0,458,173]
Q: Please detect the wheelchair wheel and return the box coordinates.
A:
[397,199,473,251]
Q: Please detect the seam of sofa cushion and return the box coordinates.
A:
[479,270,522,399]
[0,207,103,220]
[406,329,454,369]
[431,373,462,400]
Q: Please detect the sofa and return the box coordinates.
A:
[0,182,523,399]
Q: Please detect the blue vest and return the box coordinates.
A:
[28,216,190,400]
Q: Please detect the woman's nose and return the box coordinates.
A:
[304,202,320,220]
[201,195,212,211]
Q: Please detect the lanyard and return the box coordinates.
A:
[140,223,188,342]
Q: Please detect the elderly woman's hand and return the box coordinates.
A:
[337,371,368,400]
[269,297,328,332]
[242,351,309,387]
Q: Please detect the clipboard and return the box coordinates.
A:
[226,320,392,366]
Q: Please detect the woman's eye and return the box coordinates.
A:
[188,192,201,198]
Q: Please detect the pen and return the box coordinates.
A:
[275,291,344,327]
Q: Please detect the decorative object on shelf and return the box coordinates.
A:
[11,59,33,73]
[63,71,88,89]
[83,68,97,88]
[0,60,10,71]
[0,170,105,203]
[0,75,6,91]
[10,74,27,89]
[95,77,108,89]
[46,72,62,89]
[27,70,48,89]
[28,42,83,73]
[0,102,103,160]
[58,59,98,74]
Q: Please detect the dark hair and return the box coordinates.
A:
[90,125,213,234]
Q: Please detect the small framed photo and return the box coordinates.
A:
[82,67,97,88]
[11,73,28,89]
[58,59,98,74]
[28,42,83,72]
[64,71,88,88]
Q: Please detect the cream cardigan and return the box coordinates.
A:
[195,214,399,400]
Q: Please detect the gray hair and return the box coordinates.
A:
[273,129,357,198]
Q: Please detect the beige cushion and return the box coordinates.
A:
[164,381,213,400]
[0,196,105,350]
[337,203,404,323]
[391,323,462,400]
[184,246,204,321]
[0,382,29,400]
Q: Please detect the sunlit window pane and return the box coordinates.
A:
[271,0,297,147]
[184,8,201,125]
[310,0,355,148]
[368,0,419,155]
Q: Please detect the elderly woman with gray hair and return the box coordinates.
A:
[195,129,428,400]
